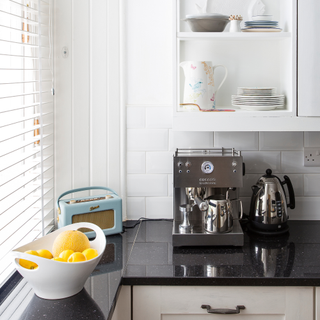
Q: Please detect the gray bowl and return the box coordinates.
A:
[184,13,230,32]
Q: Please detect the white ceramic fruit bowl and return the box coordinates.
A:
[11,222,106,300]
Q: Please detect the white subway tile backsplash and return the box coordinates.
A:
[146,107,173,129]
[304,174,320,196]
[241,174,261,197]
[169,130,213,151]
[146,197,172,219]
[126,197,146,220]
[146,152,173,174]
[289,197,320,220]
[127,129,169,151]
[127,174,167,196]
[260,132,303,151]
[127,107,146,128]
[127,152,146,173]
[168,174,173,197]
[282,151,320,173]
[304,132,320,147]
[214,132,259,150]
[242,151,281,174]
[287,174,304,197]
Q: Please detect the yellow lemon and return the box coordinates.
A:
[67,252,87,263]
[19,250,39,270]
[59,249,74,261]
[51,257,65,262]
[52,230,90,258]
[82,248,98,261]
[37,249,53,259]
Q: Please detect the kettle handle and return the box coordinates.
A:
[282,176,295,209]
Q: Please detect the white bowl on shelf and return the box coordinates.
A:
[252,15,273,21]
[11,222,106,300]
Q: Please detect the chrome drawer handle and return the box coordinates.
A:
[201,304,245,314]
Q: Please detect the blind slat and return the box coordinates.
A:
[0,122,53,143]
[0,113,41,128]
[0,80,51,86]
[0,111,53,128]
[0,133,52,158]
[0,144,51,174]
[0,101,52,114]
[0,162,53,197]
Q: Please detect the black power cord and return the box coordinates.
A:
[122,217,173,232]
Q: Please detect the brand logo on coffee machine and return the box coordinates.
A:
[199,178,216,185]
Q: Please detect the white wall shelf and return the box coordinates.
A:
[178,32,292,41]
[173,0,320,132]
[173,112,320,132]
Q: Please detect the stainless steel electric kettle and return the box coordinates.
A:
[248,169,295,235]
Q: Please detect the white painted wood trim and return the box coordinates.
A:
[120,0,127,219]
[54,0,124,219]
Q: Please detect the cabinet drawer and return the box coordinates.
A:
[133,286,313,320]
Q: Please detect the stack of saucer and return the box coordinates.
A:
[232,87,285,111]
[242,17,282,32]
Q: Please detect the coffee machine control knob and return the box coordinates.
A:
[185,161,192,168]
[201,161,214,174]
[177,161,184,167]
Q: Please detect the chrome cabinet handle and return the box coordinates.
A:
[201,304,245,314]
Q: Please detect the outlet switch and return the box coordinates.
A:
[304,147,320,167]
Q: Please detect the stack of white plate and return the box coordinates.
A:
[237,87,276,96]
[242,20,282,32]
[232,87,285,111]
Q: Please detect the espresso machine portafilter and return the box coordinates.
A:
[172,148,245,247]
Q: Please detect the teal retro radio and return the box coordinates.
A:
[56,186,122,238]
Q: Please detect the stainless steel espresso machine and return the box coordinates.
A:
[173,148,245,247]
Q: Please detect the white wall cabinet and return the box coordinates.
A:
[132,286,314,320]
[173,0,320,131]
[298,0,320,117]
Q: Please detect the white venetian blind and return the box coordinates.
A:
[0,0,54,287]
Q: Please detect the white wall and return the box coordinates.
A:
[54,0,122,205]
[55,0,320,221]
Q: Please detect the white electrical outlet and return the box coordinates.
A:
[304,147,320,167]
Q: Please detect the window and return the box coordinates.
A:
[0,0,54,288]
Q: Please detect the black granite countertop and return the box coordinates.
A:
[14,220,320,319]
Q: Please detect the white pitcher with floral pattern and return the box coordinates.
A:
[180,61,228,111]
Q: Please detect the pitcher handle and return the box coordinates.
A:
[239,199,243,220]
[212,65,228,95]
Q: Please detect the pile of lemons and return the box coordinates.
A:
[19,230,99,270]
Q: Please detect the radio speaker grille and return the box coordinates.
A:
[72,210,114,233]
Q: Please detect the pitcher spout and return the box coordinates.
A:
[179,61,189,71]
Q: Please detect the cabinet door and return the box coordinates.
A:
[133,286,313,320]
[298,0,320,116]
[316,287,320,320]
[111,286,131,320]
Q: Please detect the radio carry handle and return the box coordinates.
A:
[56,186,119,211]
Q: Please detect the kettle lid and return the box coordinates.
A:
[262,168,276,178]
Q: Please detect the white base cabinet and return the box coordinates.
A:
[111,286,131,320]
[132,286,313,320]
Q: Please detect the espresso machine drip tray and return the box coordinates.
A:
[172,148,245,247]
[172,219,244,247]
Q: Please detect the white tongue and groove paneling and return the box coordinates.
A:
[54,0,121,212]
